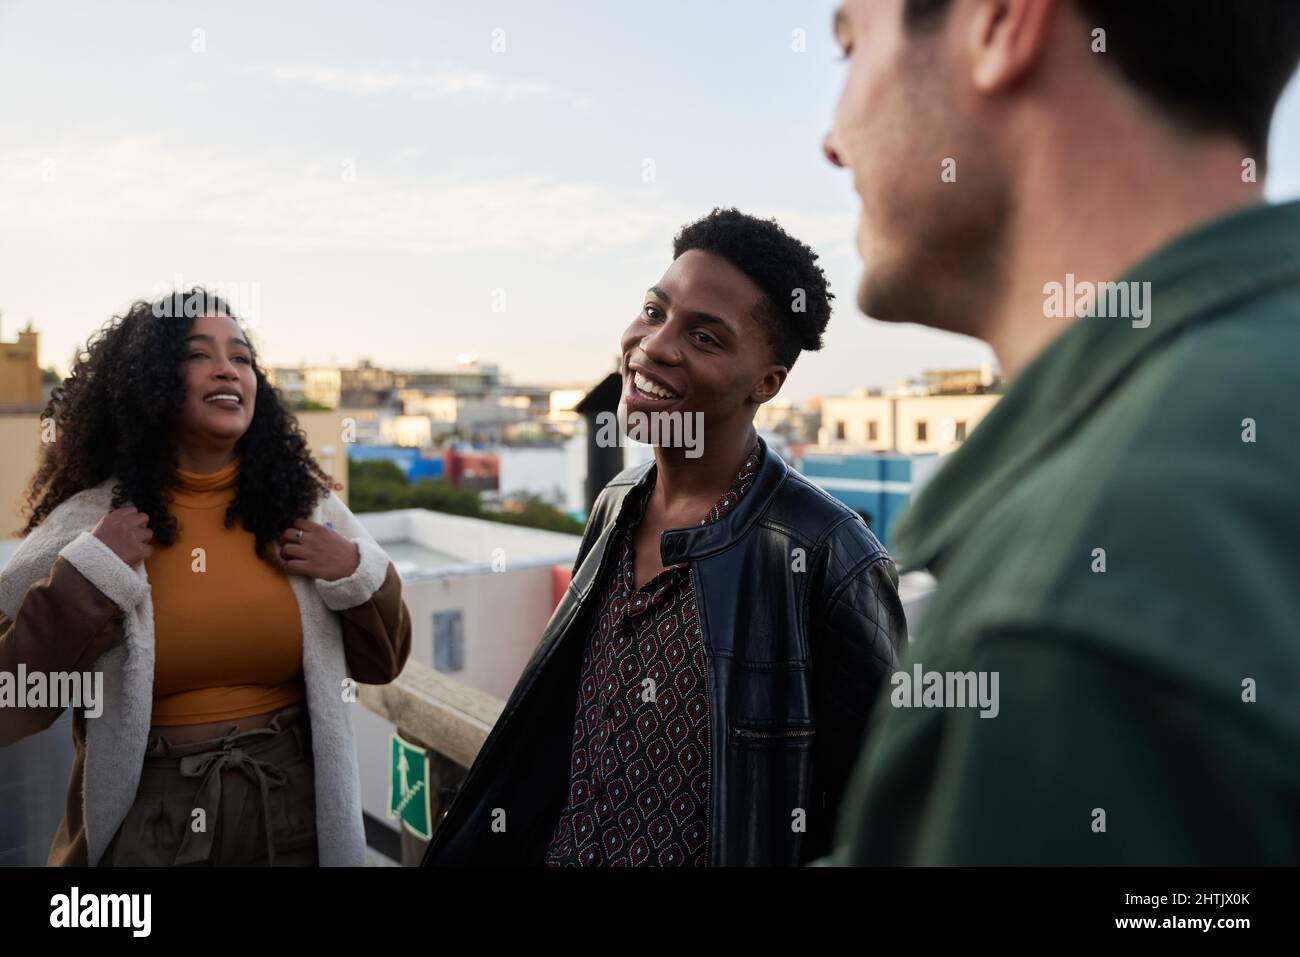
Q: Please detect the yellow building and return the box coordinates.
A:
[379,414,435,448]
[0,322,42,413]
[819,392,896,451]
[295,409,351,502]
[893,393,1001,454]
[547,388,586,429]
[398,390,459,423]
[0,414,43,536]
[818,389,1001,455]
[269,366,345,409]
[303,367,343,409]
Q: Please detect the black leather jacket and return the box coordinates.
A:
[422,438,908,866]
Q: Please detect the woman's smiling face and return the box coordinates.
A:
[176,312,257,446]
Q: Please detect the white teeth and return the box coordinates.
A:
[205,394,240,404]
[633,371,678,400]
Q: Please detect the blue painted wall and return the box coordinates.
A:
[348,446,445,481]
[796,451,933,550]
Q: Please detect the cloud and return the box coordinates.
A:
[236,61,562,104]
[0,136,681,257]
[0,136,858,272]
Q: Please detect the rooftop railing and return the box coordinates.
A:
[358,660,504,865]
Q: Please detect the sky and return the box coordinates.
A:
[2,0,1298,402]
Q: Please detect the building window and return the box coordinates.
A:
[433,610,464,673]
[954,420,968,441]
[915,420,928,442]
[835,421,846,440]
[867,420,879,442]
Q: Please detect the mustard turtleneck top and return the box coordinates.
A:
[145,456,306,726]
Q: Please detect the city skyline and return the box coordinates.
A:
[3,1,1299,402]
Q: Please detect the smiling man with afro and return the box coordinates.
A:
[422,207,908,868]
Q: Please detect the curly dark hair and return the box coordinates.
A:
[20,288,338,561]
[672,207,833,370]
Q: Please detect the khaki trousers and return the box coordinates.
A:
[99,704,318,866]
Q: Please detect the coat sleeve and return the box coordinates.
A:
[0,554,128,745]
[806,521,908,859]
[312,493,412,685]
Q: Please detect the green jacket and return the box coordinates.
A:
[832,200,1300,865]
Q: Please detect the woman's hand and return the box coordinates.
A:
[92,505,154,565]
[279,519,361,581]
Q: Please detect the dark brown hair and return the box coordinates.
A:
[903,0,1300,158]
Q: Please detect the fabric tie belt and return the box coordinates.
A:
[148,708,306,867]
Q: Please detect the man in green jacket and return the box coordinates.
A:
[821,0,1300,863]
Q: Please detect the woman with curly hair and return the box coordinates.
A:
[0,288,411,866]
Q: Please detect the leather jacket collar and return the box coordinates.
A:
[611,435,790,566]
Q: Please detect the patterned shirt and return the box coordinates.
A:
[545,442,761,866]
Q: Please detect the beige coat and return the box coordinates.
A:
[0,479,411,866]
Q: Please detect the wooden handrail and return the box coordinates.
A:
[358,659,504,769]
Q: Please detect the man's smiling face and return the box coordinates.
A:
[619,249,784,440]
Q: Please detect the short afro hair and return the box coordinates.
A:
[672,208,832,370]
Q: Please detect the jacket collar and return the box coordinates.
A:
[612,434,788,565]
[894,199,1300,574]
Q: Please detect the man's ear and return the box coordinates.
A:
[750,365,788,404]
[969,0,1055,94]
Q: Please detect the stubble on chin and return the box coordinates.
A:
[851,192,934,325]
[854,249,919,326]
[854,183,1011,337]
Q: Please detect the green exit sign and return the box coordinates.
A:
[388,734,432,840]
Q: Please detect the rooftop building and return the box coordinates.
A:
[0,318,42,414]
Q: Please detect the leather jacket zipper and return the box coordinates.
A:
[731,726,816,741]
[690,561,714,867]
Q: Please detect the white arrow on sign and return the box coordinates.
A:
[397,747,411,797]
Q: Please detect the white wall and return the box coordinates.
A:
[358,508,579,566]
[354,561,571,826]
[497,446,568,506]
[351,508,581,828]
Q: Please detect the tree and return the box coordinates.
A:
[347,457,582,534]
